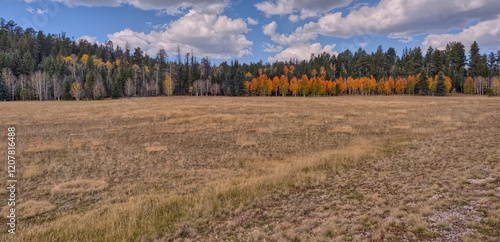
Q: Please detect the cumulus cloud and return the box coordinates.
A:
[288,14,299,23]
[263,43,283,53]
[263,21,336,61]
[255,0,352,20]
[108,10,252,59]
[263,21,317,46]
[422,16,500,50]
[295,0,500,41]
[268,43,337,62]
[247,17,258,25]
[22,0,229,15]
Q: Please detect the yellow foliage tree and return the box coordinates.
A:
[464,77,475,95]
[70,82,81,101]
[81,54,89,64]
[164,75,173,96]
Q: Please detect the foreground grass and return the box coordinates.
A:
[0,96,498,241]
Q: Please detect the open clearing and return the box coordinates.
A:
[0,96,499,241]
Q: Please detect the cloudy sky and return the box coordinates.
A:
[1,0,499,63]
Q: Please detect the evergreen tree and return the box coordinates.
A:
[435,73,447,96]
[0,76,8,101]
[62,79,73,100]
[468,41,481,77]
[424,46,433,73]
[20,50,34,75]
[416,69,429,95]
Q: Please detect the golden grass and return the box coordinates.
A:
[23,165,42,179]
[51,179,109,195]
[0,96,498,241]
[145,146,168,152]
[25,145,65,153]
[16,201,56,219]
[328,125,355,134]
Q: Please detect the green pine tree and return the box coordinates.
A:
[416,69,429,95]
[435,73,447,96]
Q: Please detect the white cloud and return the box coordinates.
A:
[36,8,48,14]
[108,11,252,59]
[263,43,283,53]
[22,0,229,15]
[77,35,100,45]
[296,0,500,41]
[392,36,413,43]
[26,6,48,14]
[247,17,258,25]
[263,21,317,46]
[268,43,337,62]
[359,42,367,48]
[288,14,299,23]
[422,16,500,50]
[153,23,168,30]
[263,21,337,62]
[255,0,353,20]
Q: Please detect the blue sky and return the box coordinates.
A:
[1,0,499,64]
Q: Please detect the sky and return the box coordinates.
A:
[1,0,499,64]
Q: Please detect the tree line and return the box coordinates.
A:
[0,18,499,101]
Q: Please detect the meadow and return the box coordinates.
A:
[0,96,499,241]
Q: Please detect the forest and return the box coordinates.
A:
[0,17,499,101]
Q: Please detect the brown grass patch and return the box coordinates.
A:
[236,137,257,147]
[393,125,412,130]
[17,201,56,219]
[1,96,498,241]
[51,179,108,195]
[26,145,65,153]
[24,165,42,178]
[388,109,408,115]
[328,125,355,134]
[145,146,168,152]
[433,115,452,122]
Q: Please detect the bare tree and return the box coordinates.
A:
[125,78,135,97]
[2,68,17,100]
[93,76,106,99]
[32,71,49,101]
[53,76,63,101]
[211,83,220,96]
[474,77,485,95]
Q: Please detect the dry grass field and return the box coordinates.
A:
[0,96,499,241]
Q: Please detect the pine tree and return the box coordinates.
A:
[435,73,447,96]
[416,69,429,95]
[0,77,8,101]
[468,41,481,77]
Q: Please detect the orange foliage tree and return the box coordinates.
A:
[278,75,289,96]
[385,77,395,94]
[272,76,280,96]
[395,78,406,94]
[406,75,417,95]
[289,77,299,96]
